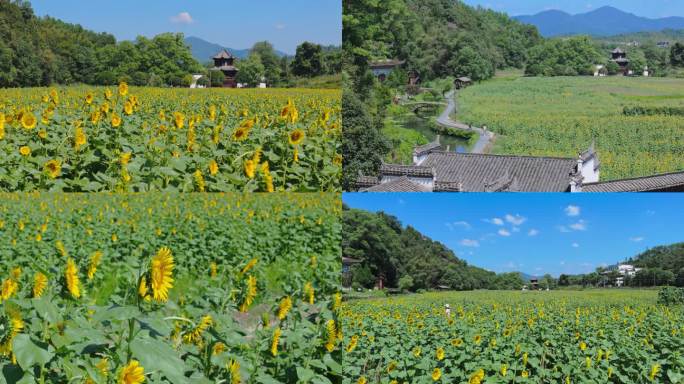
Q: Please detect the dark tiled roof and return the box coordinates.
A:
[356,175,379,189]
[342,257,362,265]
[456,77,472,82]
[380,163,434,178]
[582,171,684,192]
[419,152,577,192]
[434,181,461,192]
[414,140,441,156]
[612,48,624,53]
[363,176,432,192]
[213,50,234,59]
[614,58,630,63]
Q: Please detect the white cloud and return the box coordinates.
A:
[486,217,504,226]
[565,205,581,217]
[275,23,286,30]
[569,220,587,231]
[560,260,566,265]
[460,239,480,247]
[630,236,644,242]
[528,229,539,236]
[558,225,570,233]
[171,12,194,24]
[505,214,526,226]
[572,242,580,248]
[498,229,511,237]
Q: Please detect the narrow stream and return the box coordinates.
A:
[402,115,470,153]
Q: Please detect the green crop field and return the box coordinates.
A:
[456,76,684,181]
[342,290,684,384]
[0,192,342,383]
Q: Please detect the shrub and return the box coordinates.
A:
[657,287,684,305]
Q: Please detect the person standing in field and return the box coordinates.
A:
[445,304,451,318]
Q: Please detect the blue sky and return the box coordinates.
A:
[462,0,684,18]
[343,193,684,277]
[29,0,341,54]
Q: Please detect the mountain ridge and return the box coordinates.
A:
[183,36,289,63]
[514,6,684,37]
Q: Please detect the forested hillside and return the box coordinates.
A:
[628,243,684,283]
[343,0,542,82]
[343,207,527,291]
[0,0,203,87]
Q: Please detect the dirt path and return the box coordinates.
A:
[436,90,493,154]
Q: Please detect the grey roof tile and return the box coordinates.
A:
[583,171,684,192]
[363,176,432,192]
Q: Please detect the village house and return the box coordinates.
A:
[611,47,631,75]
[357,139,684,192]
[369,59,421,85]
[211,50,239,88]
[603,264,642,287]
[454,76,472,89]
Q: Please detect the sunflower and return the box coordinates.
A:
[469,369,485,384]
[304,282,314,304]
[173,112,184,129]
[183,315,213,345]
[270,327,281,356]
[150,247,174,302]
[44,159,62,179]
[436,347,445,361]
[124,101,133,116]
[90,110,101,124]
[579,341,587,351]
[500,364,508,377]
[85,93,94,105]
[239,275,257,312]
[293,148,299,163]
[240,258,258,275]
[74,127,87,150]
[288,129,305,146]
[325,319,337,352]
[111,113,122,128]
[138,276,149,300]
[280,99,299,124]
[65,258,81,299]
[0,312,24,356]
[387,361,397,373]
[244,159,256,179]
[521,370,529,378]
[333,153,342,166]
[357,377,367,384]
[209,262,217,278]
[227,359,241,384]
[232,126,249,141]
[120,152,132,166]
[277,296,292,320]
[19,146,31,156]
[0,112,5,139]
[452,338,463,347]
[209,160,219,176]
[431,367,441,381]
[118,82,129,97]
[21,111,37,130]
[118,360,144,384]
[33,272,48,298]
[192,169,205,192]
[1,278,18,300]
[87,251,103,280]
[104,88,113,100]
[346,335,359,353]
[212,341,226,356]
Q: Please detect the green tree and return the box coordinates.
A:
[251,41,281,85]
[292,41,323,77]
[398,275,415,292]
[671,42,684,67]
[236,53,265,87]
[341,91,390,190]
[209,70,225,87]
[606,61,620,75]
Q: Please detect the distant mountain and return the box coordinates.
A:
[517,272,538,282]
[184,36,288,64]
[514,6,684,37]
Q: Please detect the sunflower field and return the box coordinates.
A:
[0,192,342,383]
[342,290,684,384]
[456,76,684,181]
[0,85,341,192]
